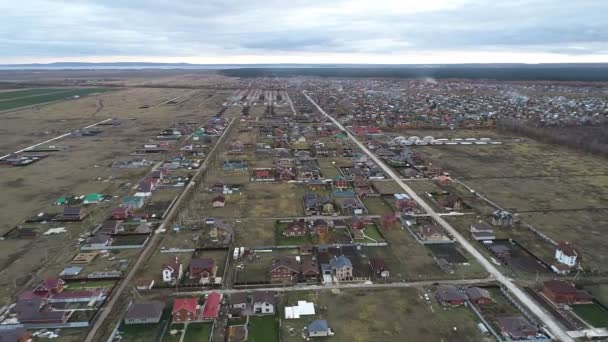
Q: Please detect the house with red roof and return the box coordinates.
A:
[172,298,199,322]
[542,280,593,305]
[254,169,274,181]
[32,278,64,297]
[202,292,222,320]
[285,220,306,237]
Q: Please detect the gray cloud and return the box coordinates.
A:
[0,0,606,62]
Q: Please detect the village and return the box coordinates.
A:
[0,72,606,342]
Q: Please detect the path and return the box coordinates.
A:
[0,117,113,160]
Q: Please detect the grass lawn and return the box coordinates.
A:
[183,322,213,342]
[573,303,608,328]
[363,224,385,242]
[361,197,394,215]
[249,316,279,342]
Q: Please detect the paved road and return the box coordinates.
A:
[172,277,496,296]
[84,118,236,342]
[302,90,573,342]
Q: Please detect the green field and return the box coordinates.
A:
[0,87,111,110]
[249,316,279,342]
[573,303,608,328]
[183,322,213,342]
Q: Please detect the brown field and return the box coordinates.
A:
[411,132,608,273]
[0,84,232,302]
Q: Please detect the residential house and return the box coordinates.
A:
[542,280,593,305]
[285,220,306,237]
[83,193,104,204]
[252,291,275,315]
[339,198,364,215]
[172,298,199,322]
[98,220,122,235]
[470,222,495,241]
[162,257,183,283]
[466,287,493,305]
[555,241,578,267]
[33,278,65,297]
[437,194,464,210]
[124,301,165,325]
[111,207,132,220]
[492,210,514,226]
[418,225,451,242]
[13,297,69,325]
[202,292,221,320]
[212,196,226,208]
[278,168,296,181]
[122,196,145,210]
[223,160,248,171]
[189,258,217,282]
[333,177,349,191]
[254,170,274,181]
[229,293,248,311]
[62,206,84,221]
[300,257,320,281]
[312,219,330,235]
[135,181,154,197]
[495,316,538,340]
[435,285,465,306]
[270,256,300,283]
[307,179,326,191]
[308,319,332,338]
[209,220,234,243]
[330,256,353,281]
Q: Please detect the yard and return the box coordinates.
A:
[183,322,213,342]
[249,315,279,342]
[572,303,608,328]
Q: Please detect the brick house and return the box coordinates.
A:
[172,298,199,322]
[542,280,593,305]
[270,256,299,283]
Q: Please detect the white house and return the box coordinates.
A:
[162,257,183,283]
[555,241,578,267]
[252,292,275,315]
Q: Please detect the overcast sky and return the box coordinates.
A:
[1,0,607,64]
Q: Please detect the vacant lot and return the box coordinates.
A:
[413,135,608,273]
[280,288,487,342]
[244,183,305,217]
